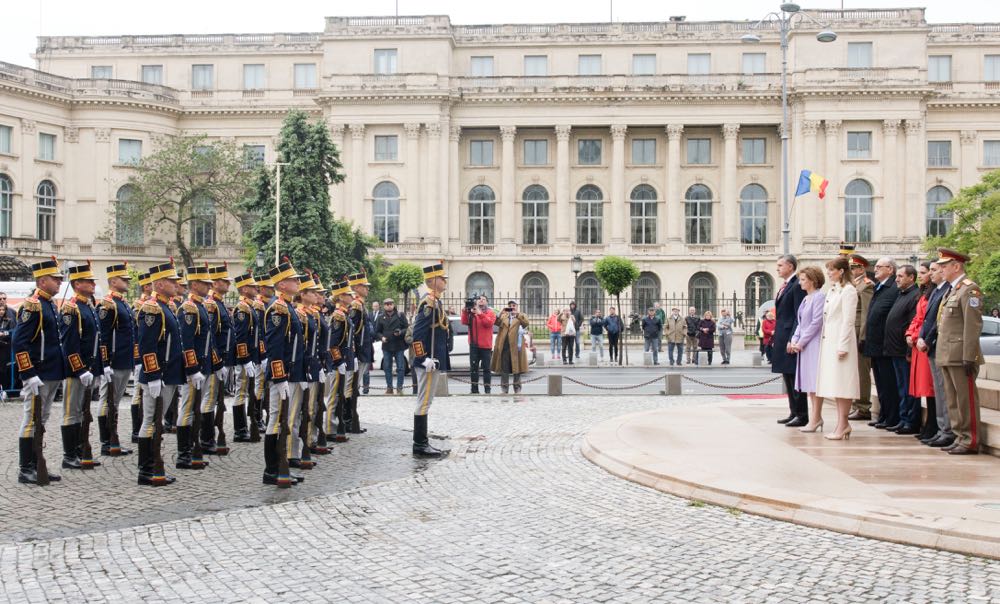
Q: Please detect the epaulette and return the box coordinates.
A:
[963,278,974,286]
[19,298,41,312]
[295,307,308,320]
[141,301,161,314]
[100,298,117,310]
[350,300,363,311]
[252,300,265,311]
[270,302,289,315]
[204,299,218,312]
[237,300,252,313]
[181,301,198,313]
[333,309,346,321]
[419,294,436,306]
[61,300,80,314]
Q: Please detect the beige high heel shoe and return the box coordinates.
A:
[824,427,852,441]
[799,421,824,433]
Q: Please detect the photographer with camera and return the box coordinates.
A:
[461,295,496,394]
[492,300,530,394]
[374,299,408,395]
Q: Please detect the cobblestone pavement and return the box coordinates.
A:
[2,392,999,603]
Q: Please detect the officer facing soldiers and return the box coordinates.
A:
[13,258,67,484]
[347,271,373,434]
[410,262,451,458]
[176,265,212,470]
[935,248,985,455]
[97,263,134,456]
[230,272,259,442]
[59,262,105,471]
[130,272,153,443]
[847,253,876,421]
[325,278,354,443]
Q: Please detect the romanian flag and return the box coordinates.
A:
[794,169,829,200]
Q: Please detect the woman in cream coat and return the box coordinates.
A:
[815,256,861,440]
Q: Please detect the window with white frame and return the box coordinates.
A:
[115,185,143,245]
[576,185,603,245]
[742,53,766,75]
[36,180,56,241]
[190,193,216,247]
[468,185,496,245]
[926,186,953,238]
[848,42,873,68]
[686,138,710,164]
[372,181,400,243]
[118,139,142,165]
[192,64,214,90]
[844,179,873,243]
[847,131,872,159]
[927,141,951,167]
[630,184,657,245]
[374,135,398,161]
[243,64,265,89]
[470,56,495,77]
[523,139,548,165]
[141,65,163,85]
[465,272,494,301]
[742,138,766,164]
[632,54,656,75]
[985,141,1000,166]
[293,63,317,89]
[578,54,602,75]
[243,144,265,168]
[374,49,398,74]
[0,125,11,154]
[38,133,55,161]
[685,184,712,244]
[470,140,494,166]
[631,138,656,165]
[91,65,113,79]
[577,139,602,165]
[0,174,12,238]
[928,56,951,82]
[524,55,548,76]
[986,55,1000,82]
[522,185,549,245]
[687,53,710,75]
[740,184,768,244]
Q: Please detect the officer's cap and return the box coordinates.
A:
[67,261,96,281]
[106,262,129,280]
[148,260,181,281]
[422,262,447,280]
[234,272,257,288]
[185,265,213,284]
[30,257,64,280]
[936,248,970,265]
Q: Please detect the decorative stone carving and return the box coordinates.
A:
[555,125,571,142]
[801,120,821,136]
[21,119,36,134]
[610,124,627,140]
[95,128,111,143]
[349,123,365,139]
[824,119,842,135]
[329,123,345,140]
[426,122,441,138]
[882,119,900,136]
[150,133,168,150]
[586,175,594,183]
[531,175,540,183]
[477,176,486,184]
[904,119,923,136]
[722,124,740,140]
[500,126,516,142]
[64,126,79,143]
[449,124,461,142]
[960,130,977,145]
[404,123,421,139]
[666,124,684,141]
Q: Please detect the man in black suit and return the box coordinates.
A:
[917,259,955,447]
[862,257,900,429]
[771,255,809,427]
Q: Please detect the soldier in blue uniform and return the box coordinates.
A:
[347,271,373,434]
[129,272,152,443]
[201,264,233,454]
[13,258,67,484]
[135,261,183,486]
[59,262,105,471]
[176,265,213,469]
[230,272,259,442]
[289,273,320,469]
[324,278,355,443]
[97,263,134,456]
[410,262,451,458]
[253,274,273,432]
[308,273,332,455]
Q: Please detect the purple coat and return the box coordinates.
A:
[791,291,825,393]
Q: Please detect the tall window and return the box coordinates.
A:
[141,65,163,85]
[372,181,400,244]
[522,185,549,245]
[470,140,494,166]
[985,55,1000,82]
[374,49,398,74]
[468,185,496,245]
[190,194,216,247]
[847,131,872,159]
[848,42,873,68]
[578,54,602,75]
[745,273,774,321]
[687,138,710,164]
[0,174,12,238]
[578,139,602,165]
[688,272,717,316]
[844,179,873,243]
[243,144,265,168]
[577,273,604,316]
[470,56,495,77]
[374,135,398,161]
[926,186,954,237]
[118,139,142,165]
[928,55,951,82]
[192,64,214,90]
[928,141,951,167]
[293,63,317,89]
[740,184,768,244]
[0,124,11,154]
[38,133,55,161]
[524,55,548,76]
[36,180,56,241]
[91,65,112,79]
[632,54,656,75]
[986,141,1000,166]
[115,185,143,245]
[521,272,549,316]
[629,184,657,245]
[631,138,656,165]
[687,53,711,75]
[632,273,660,316]
[685,184,713,244]
[524,139,548,165]
[243,64,265,89]
[465,272,494,301]
[742,53,766,75]
[742,138,765,164]
[575,185,603,245]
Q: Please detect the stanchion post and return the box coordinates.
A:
[435,373,450,397]
[666,373,682,396]
[547,374,562,396]
[752,352,762,367]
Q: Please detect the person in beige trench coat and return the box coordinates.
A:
[814,257,861,441]
[491,301,530,393]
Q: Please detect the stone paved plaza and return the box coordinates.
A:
[1,392,999,603]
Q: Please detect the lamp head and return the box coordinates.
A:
[780,2,801,13]
[816,29,837,43]
[741,33,761,44]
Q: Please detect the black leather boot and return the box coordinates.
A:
[163,395,178,433]
[106,408,132,456]
[175,426,202,469]
[200,412,218,454]
[17,438,38,484]
[130,404,141,443]
[137,438,157,486]
[262,434,280,484]
[348,396,366,434]
[412,415,447,458]
[98,414,111,455]
[232,405,251,442]
[76,423,100,468]
[61,425,83,469]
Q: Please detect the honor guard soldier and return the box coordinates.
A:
[262,260,306,486]
[253,273,273,432]
[13,258,67,484]
[176,265,213,470]
[59,262,105,471]
[935,248,985,455]
[199,265,227,454]
[347,271,373,433]
[136,261,183,486]
[410,262,451,458]
[130,271,153,443]
[163,270,185,433]
[97,263,135,456]
[309,274,332,454]
[288,273,319,470]
[848,253,876,421]
[231,272,259,442]
[325,278,354,443]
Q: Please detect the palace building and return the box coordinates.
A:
[1,8,999,314]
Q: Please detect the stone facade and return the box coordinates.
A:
[1,9,999,306]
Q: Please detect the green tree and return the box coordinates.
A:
[113,135,256,268]
[594,256,640,365]
[385,262,424,317]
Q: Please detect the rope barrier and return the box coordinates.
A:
[562,375,667,391]
[680,374,783,390]
[368,372,781,393]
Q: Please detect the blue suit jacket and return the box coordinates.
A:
[770,276,807,375]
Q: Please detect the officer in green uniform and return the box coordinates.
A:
[409,262,451,458]
[847,253,875,421]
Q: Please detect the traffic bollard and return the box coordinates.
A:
[435,373,450,397]
[752,352,762,367]
[665,373,682,396]
[547,374,562,396]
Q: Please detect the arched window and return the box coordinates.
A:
[685,184,712,244]
[522,185,549,245]
[632,272,660,317]
[36,180,56,241]
[926,186,954,238]
[577,272,604,316]
[521,272,549,316]
[465,271,494,301]
[469,185,496,245]
[0,174,12,238]
[630,184,657,245]
[744,272,774,326]
[115,185,143,245]
[688,272,717,316]
[190,193,216,248]
[373,181,400,243]
[739,184,768,244]
[844,179,873,243]
[576,185,603,245]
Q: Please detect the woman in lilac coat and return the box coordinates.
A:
[789,266,826,432]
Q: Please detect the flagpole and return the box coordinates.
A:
[780,17,791,256]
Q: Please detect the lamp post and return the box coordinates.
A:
[571,254,583,303]
[255,250,265,271]
[742,3,836,255]
[909,254,919,268]
[273,161,290,264]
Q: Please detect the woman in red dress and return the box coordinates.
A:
[906,261,936,441]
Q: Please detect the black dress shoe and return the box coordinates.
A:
[867,420,879,427]
[848,410,871,421]
[873,422,889,430]
[777,415,795,424]
[895,426,920,435]
[928,436,955,448]
[884,423,902,432]
[784,417,808,428]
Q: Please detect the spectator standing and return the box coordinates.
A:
[0,292,16,393]
[641,308,662,365]
[374,299,408,395]
[589,310,606,361]
[360,301,381,395]
[491,301,530,394]
[772,255,809,427]
[863,258,901,430]
[664,307,686,366]
[653,302,666,353]
[885,265,920,433]
[906,262,937,442]
[918,260,956,448]
[761,310,776,363]
[559,308,577,365]
[461,296,496,394]
[546,309,561,360]
[790,266,826,431]
[717,309,734,365]
[605,307,624,364]
[696,311,717,365]
[814,257,859,440]
[684,307,700,365]
[570,302,584,360]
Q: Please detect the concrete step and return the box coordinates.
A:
[982,408,1000,458]
[979,378,1000,412]
[981,360,1000,382]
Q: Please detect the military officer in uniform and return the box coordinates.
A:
[347,271,373,434]
[135,261,183,486]
[304,274,330,455]
[130,271,152,443]
[253,274,273,433]
[13,258,67,484]
[59,262,105,470]
[97,263,134,456]
[163,270,185,433]
[201,264,233,454]
[935,248,985,455]
[847,253,876,421]
[230,272,259,442]
[176,265,213,470]
[325,277,354,443]
[289,273,318,470]
[410,262,451,458]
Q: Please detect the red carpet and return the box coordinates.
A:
[725,394,785,400]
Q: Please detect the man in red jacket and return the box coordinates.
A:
[461,296,496,394]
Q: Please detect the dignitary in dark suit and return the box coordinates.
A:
[771,255,809,427]
[917,260,955,447]
[862,258,900,429]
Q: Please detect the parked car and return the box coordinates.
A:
[981,316,1000,358]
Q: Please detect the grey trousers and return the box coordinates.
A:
[61,376,88,426]
[927,357,954,438]
[19,380,60,438]
[98,369,131,417]
[718,331,733,363]
[233,364,252,409]
[140,384,178,439]
[201,372,222,414]
[414,367,444,416]
[324,371,344,434]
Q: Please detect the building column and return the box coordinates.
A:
[721,123,740,243]
[449,125,461,247]
[348,124,365,229]
[960,130,978,190]
[798,121,821,247]
[823,119,842,241]
[555,125,571,244]
[880,119,900,241]
[329,123,347,220]
[904,119,925,241]
[404,123,421,242]
[500,126,517,243]
[666,125,683,243]
[437,118,450,254]
[610,124,627,246]
[92,127,112,244]
[425,122,441,245]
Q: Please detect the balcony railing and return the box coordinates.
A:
[37,33,320,51]
[742,243,778,255]
[375,241,428,254]
[454,73,780,93]
[0,61,180,103]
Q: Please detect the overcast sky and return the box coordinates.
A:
[4,0,999,66]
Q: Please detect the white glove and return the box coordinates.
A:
[277,380,291,400]
[0,389,6,401]
[261,358,268,371]
[190,371,205,390]
[79,371,94,388]
[319,369,327,383]
[103,367,114,381]
[337,364,347,375]
[219,367,230,383]
[147,379,163,399]
[243,362,256,379]
[422,358,438,373]
[21,376,43,398]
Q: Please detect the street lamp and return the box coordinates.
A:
[909,254,919,267]
[255,250,265,270]
[742,5,836,255]
[273,161,290,265]
[571,255,583,301]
